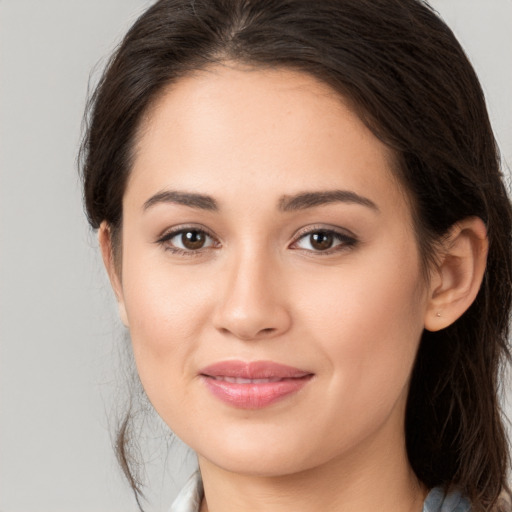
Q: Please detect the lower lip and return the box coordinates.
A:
[201,376,312,409]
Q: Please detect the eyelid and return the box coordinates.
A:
[154,223,357,255]
[155,224,220,254]
[289,224,358,253]
[156,223,217,242]
[292,224,357,241]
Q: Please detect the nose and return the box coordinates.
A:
[212,249,292,341]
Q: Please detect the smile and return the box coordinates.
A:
[199,360,314,409]
[211,376,287,384]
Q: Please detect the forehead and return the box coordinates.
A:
[127,64,406,216]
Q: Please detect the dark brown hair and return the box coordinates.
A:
[79,1,512,510]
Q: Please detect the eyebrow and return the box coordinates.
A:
[143,190,218,211]
[278,190,379,212]
[142,188,378,213]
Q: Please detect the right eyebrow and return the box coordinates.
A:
[278,189,379,212]
[143,190,219,211]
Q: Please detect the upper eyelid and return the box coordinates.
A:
[291,224,357,241]
[156,224,218,242]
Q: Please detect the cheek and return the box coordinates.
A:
[119,246,217,401]
[121,227,215,340]
[295,238,426,401]
[129,279,208,343]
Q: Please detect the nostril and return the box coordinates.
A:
[213,295,292,340]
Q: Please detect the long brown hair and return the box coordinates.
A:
[80,1,512,510]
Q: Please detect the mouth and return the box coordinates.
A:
[199,360,314,409]
[209,376,291,383]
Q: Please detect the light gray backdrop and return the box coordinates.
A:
[1,1,511,511]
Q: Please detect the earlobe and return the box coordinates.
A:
[98,222,129,327]
[424,217,488,332]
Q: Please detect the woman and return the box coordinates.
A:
[79,0,512,511]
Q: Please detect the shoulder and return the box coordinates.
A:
[423,487,471,512]
[169,471,203,512]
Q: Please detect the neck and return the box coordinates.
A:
[198,418,427,512]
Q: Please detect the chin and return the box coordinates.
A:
[192,425,342,478]
[202,447,315,478]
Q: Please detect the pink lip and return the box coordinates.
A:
[199,360,313,409]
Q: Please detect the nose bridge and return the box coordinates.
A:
[213,241,290,340]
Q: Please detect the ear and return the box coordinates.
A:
[98,221,129,327]
[424,217,488,332]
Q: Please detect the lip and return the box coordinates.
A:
[199,360,314,409]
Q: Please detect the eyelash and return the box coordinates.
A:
[155,225,358,257]
[156,225,219,257]
[290,225,358,255]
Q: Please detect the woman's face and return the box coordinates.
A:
[113,65,431,477]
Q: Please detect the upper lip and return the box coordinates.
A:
[199,360,312,380]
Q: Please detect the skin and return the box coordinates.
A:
[100,64,488,512]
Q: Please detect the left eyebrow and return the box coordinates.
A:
[143,190,218,211]
[278,190,379,212]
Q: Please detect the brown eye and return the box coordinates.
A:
[181,230,207,250]
[309,232,334,250]
[158,227,216,253]
[292,229,357,253]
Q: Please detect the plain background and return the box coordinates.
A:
[1,1,511,511]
